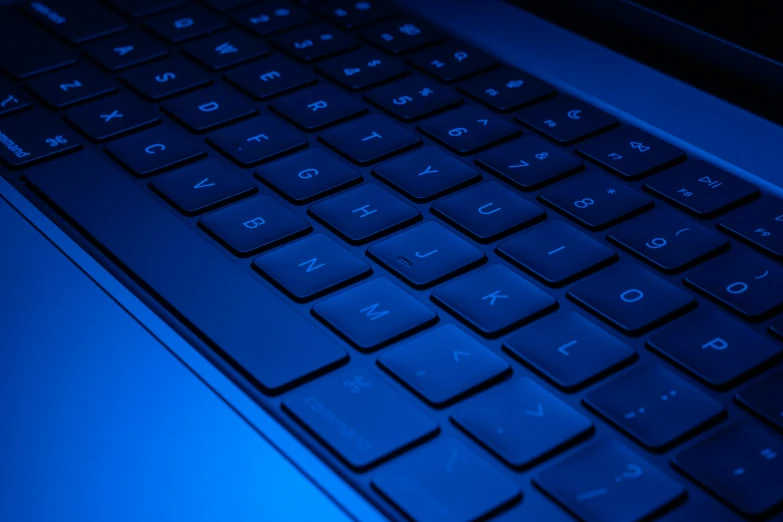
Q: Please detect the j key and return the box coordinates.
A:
[254,233,371,301]
[104,0,185,17]
[24,0,128,43]
[378,324,509,405]
[106,125,206,177]
[256,149,361,204]
[309,184,420,244]
[568,263,695,334]
[83,31,169,72]
[608,208,729,273]
[368,221,486,288]
[409,41,499,83]
[718,196,783,258]
[121,58,212,101]
[163,86,257,134]
[538,170,654,230]
[504,311,636,390]
[497,220,617,286]
[270,22,359,62]
[0,20,77,79]
[316,48,407,91]
[225,56,317,100]
[648,310,782,388]
[534,439,685,522]
[283,366,437,469]
[269,85,367,131]
[359,16,447,55]
[230,2,312,37]
[433,181,546,242]
[207,115,307,167]
[26,64,116,109]
[684,249,783,319]
[0,111,80,168]
[365,76,462,122]
[319,114,421,165]
[644,160,760,218]
[516,95,617,144]
[373,438,520,522]
[432,264,557,336]
[674,422,783,517]
[373,146,480,202]
[144,5,226,43]
[451,377,592,468]
[460,67,555,112]
[736,367,783,431]
[0,82,31,117]
[199,195,311,255]
[64,93,160,142]
[316,1,397,29]
[182,30,270,71]
[313,277,437,351]
[150,160,256,215]
[418,105,520,154]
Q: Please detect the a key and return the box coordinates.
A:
[451,377,593,468]
[316,1,397,29]
[718,196,783,258]
[359,16,447,55]
[269,85,367,131]
[516,94,617,144]
[225,55,317,100]
[82,31,169,72]
[0,110,81,168]
[143,5,226,43]
[504,311,636,390]
[106,125,206,177]
[182,29,270,70]
[459,66,555,112]
[270,22,359,62]
[254,233,371,301]
[161,86,257,133]
[121,58,212,101]
[64,93,160,142]
[313,277,437,351]
[24,0,128,43]
[0,81,30,117]
[104,0,185,17]
[417,105,520,154]
[319,114,421,165]
[365,76,462,122]
[0,19,77,79]
[736,367,783,432]
[316,48,407,91]
[230,2,312,37]
[408,41,499,83]
[368,221,486,288]
[207,115,307,167]
[26,64,117,109]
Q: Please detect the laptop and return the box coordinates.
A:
[1,0,782,520]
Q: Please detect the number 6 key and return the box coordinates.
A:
[417,105,519,154]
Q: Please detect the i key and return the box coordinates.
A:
[319,114,422,165]
[417,105,520,154]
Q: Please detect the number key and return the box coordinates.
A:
[718,196,783,259]
[365,76,462,121]
[143,5,226,43]
[409,41,499,83]
[516,94,617,144]
[316,48,407,91]
[417,105,519,155]
[270,22,358,62]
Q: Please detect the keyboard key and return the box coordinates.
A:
[319,114,421,165]
[569,263,695,334]
[254,233,371,301]
[684,249,783,319]
[199,0,253,12]
[772,317,783,340]
[271,22,358,62]
[199,195,311,255]
[26,64,116,109]
[182,29,270,70]
[538,170,654,230]
[256,149,361,204]
[644,160,760,218]
[309,183,419,244]
[460,67,555,112]
[230,2,312,37]
[162,86,257,133]
[432,264,557,336]
[104,0,185,17]
[452,377,592,468]
[224,55,317,101]
[64,93,160,142]
[0,81,30,117]
[718,196,783,258]
[316,48,407,91]
[24,0,128,43]
[660,500,744,522]
[736,368,783,432]
[283,366,437,469]
[0,111,81,168]
[316,1,397,29]
[417,105,520,154]
[379,324,509,405]
[497,220,616,286]
[365,76,462,121]
[516,95,617,144]
[359,16,447,55]
[121,58,212,101]
[144,5,226,43]
[535,439,685,522]
[648,310,782,388]
[269,85,366,131]
[106,125,206,177]
[0,19,77,79]
[83,31,169,72]
[505,311,635,390]
[409,41,499,83]
[207,115,307,167]
[608,208,729,273]
[476,136,584,191]
[368,221,486,288]
[313,277,437,351]
[674,422,783,517]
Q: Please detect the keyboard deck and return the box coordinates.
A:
[2,1,783,520]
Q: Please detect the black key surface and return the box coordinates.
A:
[319,114,421,165]
[773,316,783,340]
[24,0,128,43]
[26,64,116,109]
[106,125,206,177]
[0,20,77,79]
[460,66,555,112]
[230,2,312,37]
[82,31,169,72]
[144,5,226,43]
[718,196,783,258]
[417,105,520,154]
[409,41,499,83]
[365,75,462,121]
[225,55,317,100]
[316,1,397,29]
[104,0,185,17]
[270,22,358,62]
[736,367,783,432]
[207,115,307,166]
[0,111,81,168]
[269,85,366,131]
[0,80,30,117]
[359,16,447,55]
[200,0,253,11]
[122,58,212,101]
[162,86,257,133]
[316,48,407,91]
[182,29,270,70]
[64,93,159,142]
[516,94,617,144]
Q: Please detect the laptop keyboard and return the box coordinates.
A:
[1,1,782,520]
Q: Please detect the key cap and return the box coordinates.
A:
[24,0,128,43]
[432,181,546,242]
[373,438,520,521]
[106,125,206,177]
[0,81,30,117]
[64,93,159,142]
[368,221,486,288]
[254,233,371,301]
[271,22,359,62]
[269,85,367,131]
[121,58,212,101]
[379,324,509,405]
[199,194,311,255]
[674,422,783,517]
[313,277,437,351]
[534,439,685,522]
[736,367,783,432]
[645,160,759,218]
[359,16,447,55]
[516,95,617,144]
[539,170,654,230]
[319,114,421,165]
[608,208,729,273]
[718,197,783,258]
[162,86,257,133]
[26,64,117,109]
[200,0,253,12]
[648,310,782,388]
[476,136,584,191]
[0,20,77,79]
[224,55,317,101]
[104,0,185,17]
[409,41,499,83]
[772,317,783,340]
[208,115,307,167]
[365,76,462,122]
[661,501,744,522]
[0,110,81,168]
[83,31,169,72]
[256,149,361,204]
[452,377,593,468]
[373,146,480,202]
[144,5,226,43]
[316,48,407,91]
[309,183,419,244]
[182,29,270,71]
[418,105,520,154]
[316,1,397,29]
[460,67,555,112]
[504,311,636,390]
[497,220,617,285]
[230,2,312,37]
[568,263,695,334]
[432,264,557,336]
